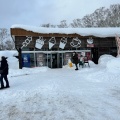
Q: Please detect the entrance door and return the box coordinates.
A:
[47,53,63,68]
[52,53,57,68]
[91,48,98,64]
[110,47,117,57]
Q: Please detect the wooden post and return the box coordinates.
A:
[115,35,120,56]
[18,48,22,69]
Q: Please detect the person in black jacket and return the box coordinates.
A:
[0,56,10,89]
[72,52,79,70]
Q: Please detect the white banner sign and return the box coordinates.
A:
[21,36,32,49]
[87,37,93,44]
[35,36,46,49]
[49,37,56,49]
[59,37,67,49]
[70,37,81,48]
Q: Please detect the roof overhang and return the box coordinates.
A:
[11,24,120,38]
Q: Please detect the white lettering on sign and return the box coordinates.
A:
[49,37,56,49]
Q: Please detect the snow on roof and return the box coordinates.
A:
[11,24,120,38]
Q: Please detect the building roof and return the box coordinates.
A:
[11,24,120,38]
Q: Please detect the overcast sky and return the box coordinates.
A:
[0,0,120,29]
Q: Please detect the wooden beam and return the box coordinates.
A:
[10,28,96,38]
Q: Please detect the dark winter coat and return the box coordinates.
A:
[72,53,79,64]
[0,57,9,75]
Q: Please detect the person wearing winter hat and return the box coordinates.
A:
[72,52,79,70]
[0,56,10,89]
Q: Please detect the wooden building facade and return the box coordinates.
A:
[10,26,118,68]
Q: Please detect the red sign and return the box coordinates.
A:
[87,44,94,47]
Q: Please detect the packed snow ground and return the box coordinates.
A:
[0,51,120,120]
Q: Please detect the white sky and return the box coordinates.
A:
[0,0,120,28]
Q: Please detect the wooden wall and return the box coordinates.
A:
[14,36,116,49]
[11,28,117,55]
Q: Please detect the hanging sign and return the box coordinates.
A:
[87,37,94,47]
[49,37,56,49]
[21,36,32,49]
[35,36,46,49]
[59,37,67,49]
[70,37,81,48]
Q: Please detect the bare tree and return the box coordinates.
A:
[57,20,68,28]
[106,4,120,27]
[39,4,120,28]
[3,37,15,50]
[71,4,120,28]
[0,28,8,49]
[0,28,15,50]
[40,23,56,28]
[70,19,83,28]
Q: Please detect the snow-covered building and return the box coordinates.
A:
[10,24,120,68]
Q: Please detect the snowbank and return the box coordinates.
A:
[98,54,120,74]
[0,50,18,58]
[7,56,19,69]
[98,54,115,67]
[0,50,19,69]
[106,57,120,74]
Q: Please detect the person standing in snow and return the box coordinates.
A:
[79,55,84,68]
[0,56,10,89]
[72,52,79,70]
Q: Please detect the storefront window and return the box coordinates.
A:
[30,53,35,67]
[35,53,45,67]
[22,47,29,51]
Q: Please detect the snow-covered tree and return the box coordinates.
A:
[0,28,15,50]
[3,36,15,50]
[106,4,120,27]
[72,4,120,27]
[40,23,56,28]
[57,20,68,28]
[68,4,120,28]
[40,4,120,28]
[70,19,83,28]
[0,28,8,49]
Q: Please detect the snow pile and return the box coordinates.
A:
[88,60,96,67]
[0,50,18,58]
[98,54,120,74]
[98,54,115,67]
[9,67,48,77]
[7,57,19,69]
[106,57,120,74]
[0,50,19,69]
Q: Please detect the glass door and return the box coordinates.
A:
[47,53,63,68]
